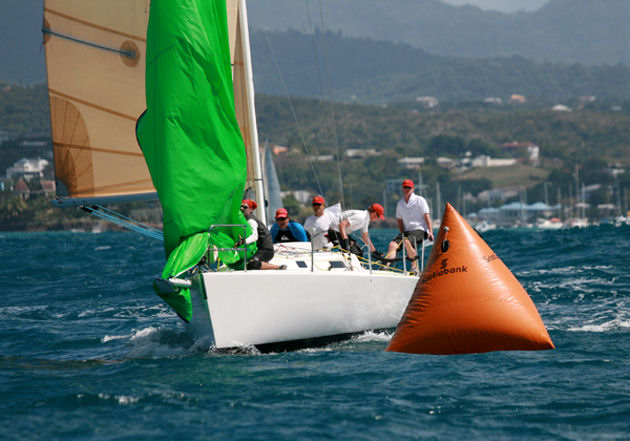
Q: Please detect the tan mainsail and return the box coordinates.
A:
[44,0,265,215]
[44,0,154,202]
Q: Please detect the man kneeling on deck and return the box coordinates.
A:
[240,199,286,270]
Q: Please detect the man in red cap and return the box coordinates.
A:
[270,208,308,243]
[240,199,285,270]
[386,179,434,273]
[303,195,340,249]
[335,203,385,256]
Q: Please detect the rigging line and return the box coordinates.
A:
[93,205,162,235]
[304,0,326,101]
[304,0,342,201]
[262,30,323,197]
[82,205,164,241]
[317,0,345,207]
[44,8,146,42]
[42,26,136,60]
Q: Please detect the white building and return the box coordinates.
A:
[484,97,503,105]
[415,96,438,109]
[551,104,572,112]
[345,149,379,159]
[281,190,311,205]
[471,155,518,168]
[6,158,50,180]
[0,130,14,143]
[309,155,334,162]
[398,157,425,169]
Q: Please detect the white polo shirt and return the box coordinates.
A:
[340,210,370,234]
[304,210,339,249]
[396,193,430,232]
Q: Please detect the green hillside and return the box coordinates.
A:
[248,0,630,66]
[252,30,630,104]
[1,87,628,230]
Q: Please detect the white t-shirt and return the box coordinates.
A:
[340,210,370,234]
[304,210,339,249]
[396,193,430,232]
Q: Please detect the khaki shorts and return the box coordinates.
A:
[392,230,427,249]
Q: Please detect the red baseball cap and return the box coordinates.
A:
[369,203,385,220]
[312,195,325,205]
[402,179,414,188]
[275,208,289,219]
[242,199,257,210]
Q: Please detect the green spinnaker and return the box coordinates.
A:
[136,0,256,322]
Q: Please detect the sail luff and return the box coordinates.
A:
[232,0,266,225]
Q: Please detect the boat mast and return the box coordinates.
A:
[236,0,266,225]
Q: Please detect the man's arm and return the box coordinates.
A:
[361,231,376,252]
[290,221,309,242]
[245,218,258,245]
[397,218,405,233]
[339,218,350,239]
[423,213,434,241]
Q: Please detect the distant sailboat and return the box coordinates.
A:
[262,142,283,225]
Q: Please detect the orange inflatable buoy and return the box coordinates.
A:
[387,203,554,355]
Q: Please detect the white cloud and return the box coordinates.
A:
[440,0,549,13]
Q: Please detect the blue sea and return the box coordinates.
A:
[1,226,629,440]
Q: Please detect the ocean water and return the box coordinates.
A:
[1,226,629,440]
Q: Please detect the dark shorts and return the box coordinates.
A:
[247,248,274,270]
[392,230,427,249]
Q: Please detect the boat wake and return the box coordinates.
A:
[102,326,196,359]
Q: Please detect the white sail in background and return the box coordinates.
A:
[43,0,154,204]
[263,143,283,223]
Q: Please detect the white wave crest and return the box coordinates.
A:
[519,265,613,276]
[353,330,393,342]
[97,393,139,405]
[102,334,128,343]
[568,318,630,332]
[129,326,159,340]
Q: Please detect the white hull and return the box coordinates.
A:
[186,243,418,349]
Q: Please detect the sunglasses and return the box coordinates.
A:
[312,203,322,207]
[240,205,249,209]
[402,186,412,189]
[276,217,288,221]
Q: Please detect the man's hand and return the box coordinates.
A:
[371,250,384,261]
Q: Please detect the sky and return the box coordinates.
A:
[440,0,549,13]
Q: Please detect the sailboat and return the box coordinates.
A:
[262,142,283,226]
[43,0,418,351]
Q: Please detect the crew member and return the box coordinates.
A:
[241,199,285,270]
[386,180,434,272]
[271,208,308,243]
